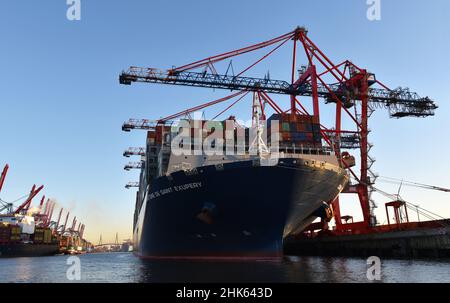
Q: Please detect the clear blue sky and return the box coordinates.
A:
[1,0,449,242]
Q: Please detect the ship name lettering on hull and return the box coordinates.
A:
[150,182,202,199]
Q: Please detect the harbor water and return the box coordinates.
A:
[1,253,449,283]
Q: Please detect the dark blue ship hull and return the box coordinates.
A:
[133,159,347,259]
[0,243,59,258]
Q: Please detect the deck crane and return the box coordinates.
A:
[124,162,143,171]
[119,27,437,233]
[123,147,146,157]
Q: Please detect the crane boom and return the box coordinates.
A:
[379,176,450,193]
[71,216,77,231]
[122,119,157,131]
[125,182,139,189]
[14,185,44,214]
[0,164,9,193]
[123,147,146,157]
[119,68,436,118]
[45,201,55,227]
[55,208,63,231]
[124,162,143,171]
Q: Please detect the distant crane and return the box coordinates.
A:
[44,200,55,228]
[71,216,77,232]
[79,224,85,239]
[38,196,45,213]
[62,212,70,234]
[14,184,44,215]
[0,164,87,242]
[55,208,63,231]
[32,196,46,225]
[40,199,52,225]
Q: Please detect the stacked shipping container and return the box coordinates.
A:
[268,113,322,148]
[0,224,22,243]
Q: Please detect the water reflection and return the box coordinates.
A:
[135,255,373,283]
[11,258,34,282]
[1,253,450,283]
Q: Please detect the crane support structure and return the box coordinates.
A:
[120,27,438,232]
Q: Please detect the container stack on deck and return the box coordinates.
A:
[268,114,322,149]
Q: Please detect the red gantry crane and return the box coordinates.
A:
[119,27,437,234]
[14,184,44,215]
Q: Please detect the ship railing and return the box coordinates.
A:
[276,144,334,156]
[164,142,334,157]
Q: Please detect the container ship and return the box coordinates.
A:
[128,112,349,259]
[118,28,362,259]
[119,27,439,259]
[0,217,59,257]
[0,164,88,257]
